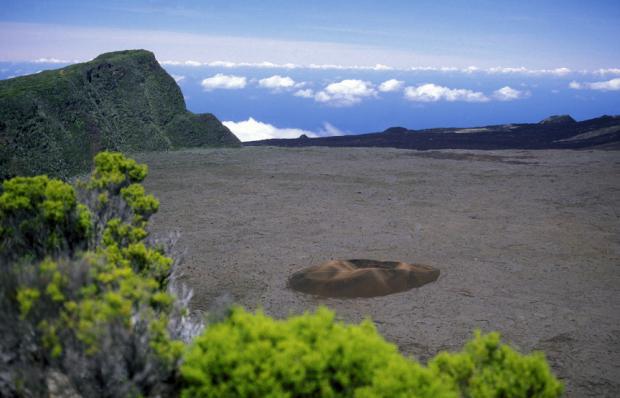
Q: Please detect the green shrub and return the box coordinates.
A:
[181,306,453,398]
[181,307,563,398]
[429,330,563,398]
[0,175,91,262]
[0,152,191,397]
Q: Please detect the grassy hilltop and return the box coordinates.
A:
[0,50,240,179]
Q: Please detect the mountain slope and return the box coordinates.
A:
[0,50,240,179]
[245,115,620,151]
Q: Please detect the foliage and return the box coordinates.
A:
[0,152,193,397]
[429,330,564,398]
[0,49,240,180]
[0,175,91,263]
[181,307,562,398]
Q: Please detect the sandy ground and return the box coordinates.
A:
[137,147,620,397]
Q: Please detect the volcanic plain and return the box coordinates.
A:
[137,147,620,397]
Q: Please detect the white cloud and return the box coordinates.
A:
[487,66,529,74]
[465,66,572,76]
[404,83,489,102]
[171,74,185,83]
[258,75,297,90]
[204,60,235,68]
[410,66,456,72]
[307,63,393,71]
[222,118,318,141]
[569,81,582,89]
[208,60,300,69]
[314,79,377,106]
[463,66,480,73]
[163,62,392,71]
[319,122,344,136]
[378,79,404,92]
[161,60,301,69]
[32,57,73,64]
[372,64,393,71]
[589,78,620,90]
[294,88,314,98]
[404,66,576,76]
[223,118,344,141]
[595,68,620,75]
[201,73,247,91]
[130,59,612,78]
[163,60,205,66]
[492,86,529,101]
[548,67,571,76]
[569,78,620,91]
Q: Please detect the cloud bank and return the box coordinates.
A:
[569,78,620,91]
[222,118,343,142]
[156,59,620,77]
[402,84,528,103]
[32,57,75,64]
[223,118,316,141]
[285,80,529,106]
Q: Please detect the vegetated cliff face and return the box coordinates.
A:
[0,49,240,179]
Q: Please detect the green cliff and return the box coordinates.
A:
[0,50,240,179]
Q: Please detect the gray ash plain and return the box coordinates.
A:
[137,146,620,397]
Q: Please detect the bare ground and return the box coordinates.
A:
[136,147,620,397]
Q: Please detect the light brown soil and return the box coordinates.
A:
[288,259,439,298]
[137,147,620,397]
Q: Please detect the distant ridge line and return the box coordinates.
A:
[245,115,620,151]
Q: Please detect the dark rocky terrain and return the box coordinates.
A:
[0,50,240,179]
[246,114,620,151]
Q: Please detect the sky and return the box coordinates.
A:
[1,0,619,141]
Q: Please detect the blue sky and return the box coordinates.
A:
[1,1,619,140]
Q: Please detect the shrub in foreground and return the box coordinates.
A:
[0,152,192,397]
[181,307,563,398]
[430,330,563,398]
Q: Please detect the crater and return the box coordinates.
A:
[288,259,439,298]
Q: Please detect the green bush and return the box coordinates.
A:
[0,175,91,262]
[181,307,562,398]
[0,152,190,397]
[430,331,563,398]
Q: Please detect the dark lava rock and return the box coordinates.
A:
[539,115,576,124]
[383,127,409,134]
[245,114,620,151]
